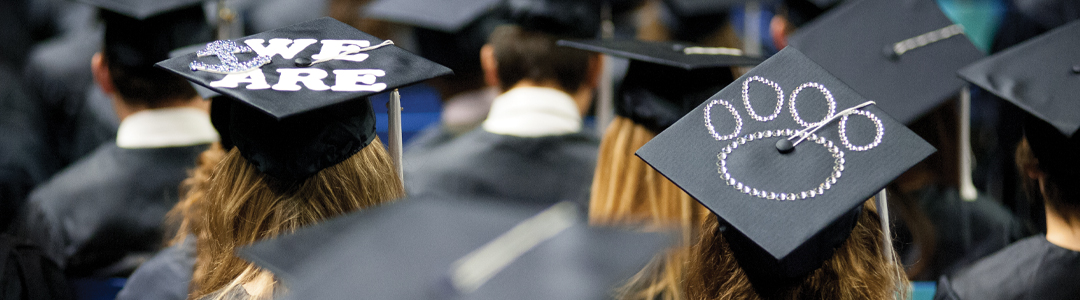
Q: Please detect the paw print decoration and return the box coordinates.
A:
[703,75,884,201]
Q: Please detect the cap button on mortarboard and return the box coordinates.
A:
[294,57,312,67]
[1071,64,1080,74]
[671,44,686,52]
[775,139,795,153]
[882,45,900,61]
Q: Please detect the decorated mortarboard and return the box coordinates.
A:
[79,0,214,69]
[787,0,983,124]
[503,0,602,38]
[558,39,762,133]
[239,197,670,300]
[636,47,934,284]
[156,17,452,181]
[169,44,221,99]
[958,20,1080,177]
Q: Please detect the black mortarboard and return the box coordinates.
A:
[787,0,983,124]
[958,20,1080,178]
[659,0,745,42]
[79,0,214,69]
[503,0,601,38]
[558,39,762,133]
[156,17,452,181]
[636,47,934,284]
[364,0,507,76]
[239,198,670,300]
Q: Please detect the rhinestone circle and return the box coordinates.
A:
[704,99,742,141]
[742,76,784,122]
[716,129,845,201]
[789,82,837,128]
[838,109,885,151]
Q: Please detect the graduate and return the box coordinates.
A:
[403,0,604,205]
[634,46,936,299]
[135,16,451,299]
[786,0,1027,280]
[936,20,1080,300]
[9,0,219,278]
[366,0,507,147]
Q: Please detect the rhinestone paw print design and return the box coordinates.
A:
[703,76,885,201]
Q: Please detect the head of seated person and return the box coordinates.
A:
[480,24,601,115]
[1016,118,1080,251]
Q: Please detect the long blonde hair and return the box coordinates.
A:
[590,116,711,300]
[683,200,909,300]
[176,138,403,299]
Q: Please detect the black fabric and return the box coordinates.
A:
[557,39,763,70]
[238,197,670,300]
[115,236,196,300]
[959,20,1080,137]
[891,185,1028,281]
[101,5,213,70]
[788,0,984,124]
[503,0,601,38]
[0,67,63,231]
[658,0,738,43]
[636,46,935,282]
[0,234,74,300]
[224,97,376,182]
[10,143,207,277]
[935,235,1080,300]
[404,129,599,206]
[363,0,505,33]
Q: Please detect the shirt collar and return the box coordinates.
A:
[482,86,582,137]
[116,107,219,149]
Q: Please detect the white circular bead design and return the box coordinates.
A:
[704,99,742,141]
[838,109,885,151]
[742,76,784,122]
[789,82,837,128]
[716,129,845,201]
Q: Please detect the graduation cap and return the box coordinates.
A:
[958,20,1080,178]
[238,197,671,300]
[558,39,762,133]
[787,0,984,124]
[168,44,221,99]
[659,0,746,42]
[504,0,602,38]
[156,17,453,181]
[363,0,507,76]
[636,46,934,284]
[78,0,214,70]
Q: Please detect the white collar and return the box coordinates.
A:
[116,107,219,149]
[481,86,582,137]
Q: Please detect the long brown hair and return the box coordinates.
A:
[178,138,403,299]
[591,116,711,300]
[683,200,908,300]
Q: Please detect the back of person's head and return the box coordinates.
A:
[486,24,594,93]
[99,6,211,107]
[1016,117,1080,222]
[189,138,404,299]
[682,200,905,300]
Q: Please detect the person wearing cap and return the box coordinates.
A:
[148,17,451,299]
[935,20,1080,300]
[403,0,604,205]
[555,39,758,299]
[786,0,1029,280]
[364,0,506,150]
[635,47,932,299]
[8,0,219,278]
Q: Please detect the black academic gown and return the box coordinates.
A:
[11,142,207,277]
[115,236,195,300]
[934,235,1080,300]
[0,66,59,231]
[892,185,1029,280]
[403,129,599,206]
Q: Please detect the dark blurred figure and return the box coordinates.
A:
[404,0,604,205]
[10,0,216,278]
[938,20,1080,299]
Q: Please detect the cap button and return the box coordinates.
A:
[775,139,795,154]
[1072,64,1080,74]
[882,45,900,61]
[294,57,312,67]
[672,44,686,52]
